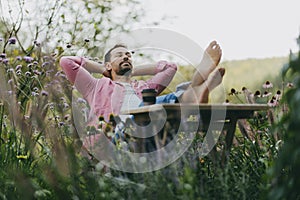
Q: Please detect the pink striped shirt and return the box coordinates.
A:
[60,56,177,123]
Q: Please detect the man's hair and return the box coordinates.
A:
[104,44,128,63]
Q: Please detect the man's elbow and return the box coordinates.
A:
[168,62,178,72]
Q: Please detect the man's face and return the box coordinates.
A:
[109,47,133,76]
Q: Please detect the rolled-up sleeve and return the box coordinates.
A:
[147,60,177,95]
[60,56,96,98]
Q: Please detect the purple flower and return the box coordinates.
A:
[8,37,16,44]
[63,102,69,109]
[16,56,22,61]
[33,70,41,75]
[16,70,22,76]
[3,58,9,64]
[0,38,3,42]
[43,56,50,60]
[0,53,6,58]
[23,56,33,63]
[15,65,22,70]
[25,71,31,76]
[41,90,49,96]
[31,92,39,96]
[42,62,50,67]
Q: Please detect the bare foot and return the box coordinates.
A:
[205,40,222,68]
[180,68,225,103]
[206,67,225,91]
[191,41,222,87]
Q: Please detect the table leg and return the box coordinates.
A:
[222,117,238,163]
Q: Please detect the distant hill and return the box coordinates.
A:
[163,56,288,103]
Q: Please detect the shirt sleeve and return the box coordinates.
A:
[146,60,177,95]
[60,56,97,99]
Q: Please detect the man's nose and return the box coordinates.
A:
[123,56,129,61]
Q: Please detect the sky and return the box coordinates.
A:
[141,0,300,61]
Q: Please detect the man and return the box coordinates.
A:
[60,41,224,157]
[60,41,224,124]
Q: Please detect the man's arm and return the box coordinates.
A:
[132,63,157,76]
[60,56,98,98]
[145,61,178,95]
[62,56,107,73]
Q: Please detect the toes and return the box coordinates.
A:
[209,40,217,48]
[218,68,225,76]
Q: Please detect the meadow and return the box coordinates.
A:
[0,0,299,199]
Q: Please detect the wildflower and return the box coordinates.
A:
[268,99,278,107]
[223,99,230,105]
[6,68,14,73]
[23,56,33,63]
[33,40,40,46]
[242,87,255,104]
[31,92,39,96]
[0,53,6,58]
[42,62,50,67]
[16,70,22,76]
[286,82,294,88]
[27,63,33,69]
[262,91,272,97]
[0,38,3,42]
[263,81,273,89]
[41,90,48,96]
[58,121,65,127]
[228,88,239,95]
[63,102,69,109]
[3,58,9,64]
[45,70,52,76]
[25,71,31,76]
[43,56,50,60]
[64,114,70,121]
[66,43,72,48]
[16,56,22,61]
[33,87,39,92]
[84,38,90,42]
[15,64,22,70]
[275,90,282,99]
[8,37,16,44]
[33,61,38,65]
[254,90,261,97]
[33,70,41,75]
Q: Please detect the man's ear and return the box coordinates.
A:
[105,62,112,71]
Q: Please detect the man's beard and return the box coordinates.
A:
[116,61,132,76]
[117,67,132,76]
